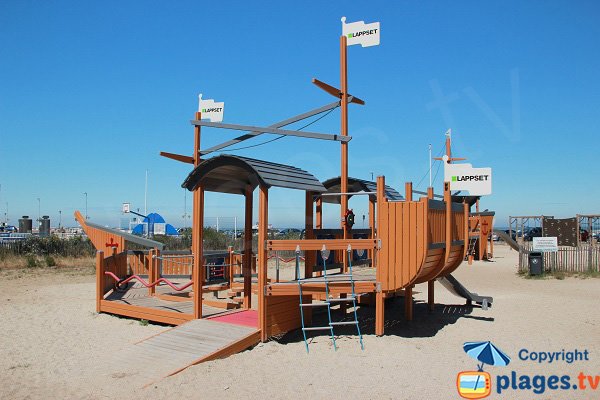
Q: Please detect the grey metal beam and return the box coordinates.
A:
[191,120,351,143]
[199,96,356,155]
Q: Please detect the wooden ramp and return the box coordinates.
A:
[109,316,259,386]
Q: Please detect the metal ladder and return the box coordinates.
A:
[297,245,364,353]
[467,236,478,257]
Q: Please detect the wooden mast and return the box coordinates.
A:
[340,34,349,273]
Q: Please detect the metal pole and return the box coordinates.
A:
[37,197,40,224]
[429,143,432,187]
[59,210,62,228]
[144,169,148,215]
[183,188,187,229]
[234,216,237,240]
[84,192,88,219]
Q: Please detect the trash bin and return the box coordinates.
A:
[528,252,544,275]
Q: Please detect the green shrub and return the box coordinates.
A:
[44,255,57,267]
[26,255,38,268]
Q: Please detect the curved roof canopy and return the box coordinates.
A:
[182,155,326,195]
[320,176,404,204]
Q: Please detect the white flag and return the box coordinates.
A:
[444,158,493,196]
[198,94,225,122]
[341,16,380,47]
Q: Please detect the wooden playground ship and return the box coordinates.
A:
[76,32,493,366]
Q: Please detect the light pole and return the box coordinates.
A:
[84,192,88,219]
[370,171,374,181]
[59,210,62,228]
[37,197,41,223]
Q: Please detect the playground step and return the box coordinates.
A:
[302,326,334,331]
[300,303,330,307]
[326,297,356,303]
[330,321,359,326]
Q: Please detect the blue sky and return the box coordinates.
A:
[1,1,599,229]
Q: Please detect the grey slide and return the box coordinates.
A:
[438,274,493,309]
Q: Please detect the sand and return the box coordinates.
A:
[1,243,599,400]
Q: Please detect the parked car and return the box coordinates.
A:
[503,229,517,241]
[523,227,543,241]
[580,229,589,242]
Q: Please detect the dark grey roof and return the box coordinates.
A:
[320,176,404,204]
[452,195,481,207]
[182,155,326,195]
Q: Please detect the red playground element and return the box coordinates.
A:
[105,237,119,248]
[104,271,193,292]
[208,310,259,328]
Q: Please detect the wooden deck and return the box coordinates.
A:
[108,315,260,386]
[101,281,231,325]
[265,268,380,296]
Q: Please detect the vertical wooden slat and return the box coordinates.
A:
[369,198,376,265]
[408,203,417,285]
[389,202,397,290]
[402,202,410,289]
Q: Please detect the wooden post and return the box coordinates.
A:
[315,196,323,277]
[375,291,384,336]
[444,182,452,264]
[192,187,204,319]
[427,280,435,312]
[227,246,234,289]
[243,186,253,309]
[405,182,413,202]
[375,176,386,336]
[258,186,269,341]
[405,285,413,321]
[96,251,104,313]
[150,248,158,296]
[192,111,204,319]
[369,197,376,267]
[304,191,315,279]
[303,191,314,323]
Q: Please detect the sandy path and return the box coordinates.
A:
[1,244,599,399]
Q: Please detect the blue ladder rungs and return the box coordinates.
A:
[330,321,359,326]
[303,326,334,331]
[300,303,329,307]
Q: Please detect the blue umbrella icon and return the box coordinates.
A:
[464,341,511,371]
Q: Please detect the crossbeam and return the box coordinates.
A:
[312,78,365,105]
[200,99,349,155]
[191,120,351,143]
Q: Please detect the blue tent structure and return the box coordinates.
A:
[131,212,179,236]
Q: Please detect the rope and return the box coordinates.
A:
[415,143,445,189]
[104,272,193,292]
[222,107,337,152]
[267,255,305,262]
